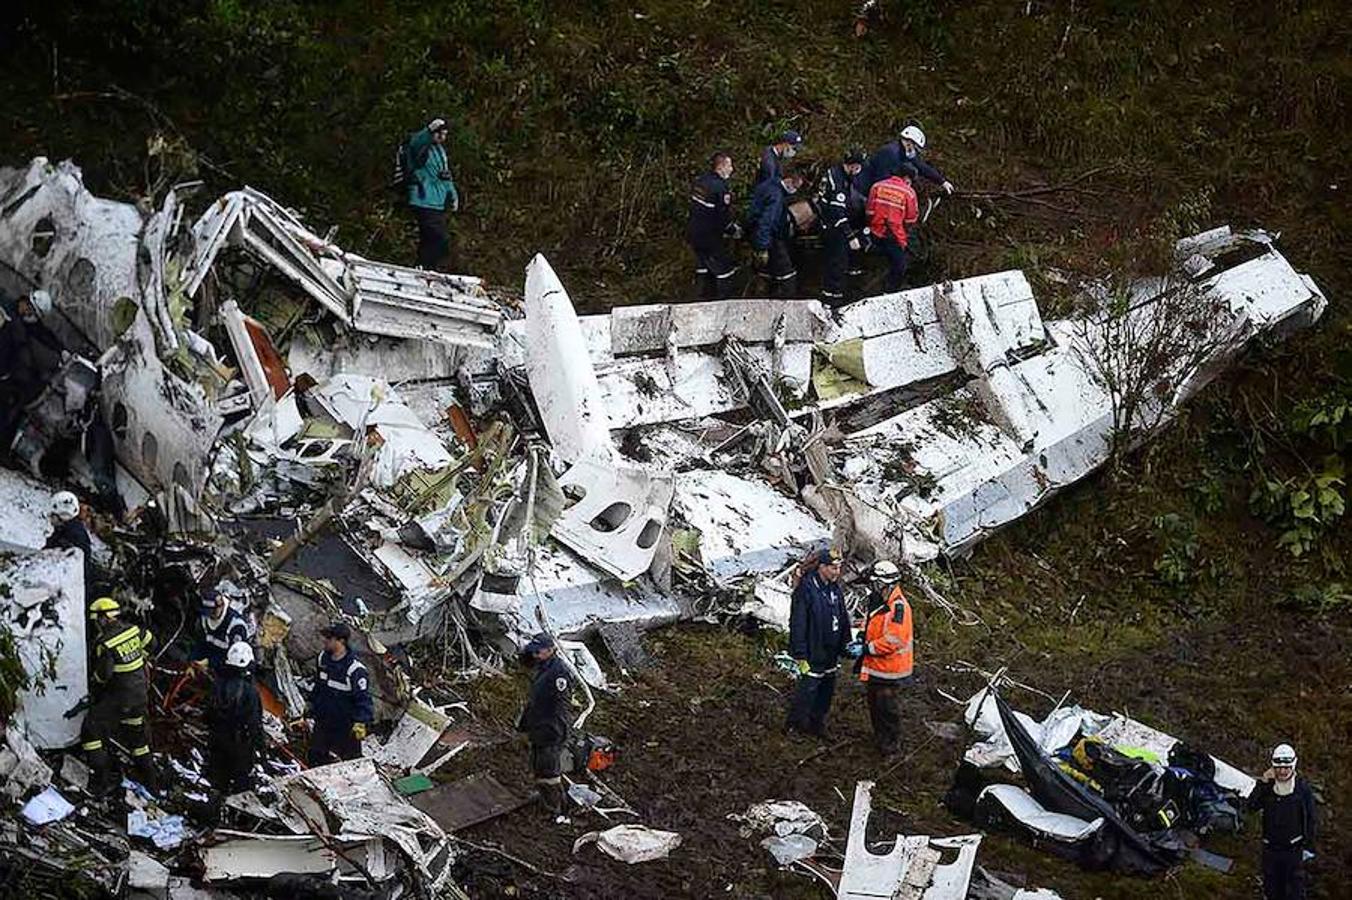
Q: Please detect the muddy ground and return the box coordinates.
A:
[435,573,1350,899]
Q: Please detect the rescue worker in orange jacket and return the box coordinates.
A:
[864,162,919,292]
[857,559,913,756]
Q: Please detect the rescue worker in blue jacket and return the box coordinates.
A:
[46,490,95,590]
[308,622,373,766]
[816,149,868,305]
[786,548,855,737]
[863,124,955,195]
[516,633,575,823]
[206,641,264,795]
[687,152,742,300]
[746,169,805,298]
[757,130,804,186]
[195,588,250,675]
[406,116,460,271]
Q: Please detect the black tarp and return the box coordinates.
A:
[993,689,1174,875]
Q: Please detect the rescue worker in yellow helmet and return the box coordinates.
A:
[856,560,913,756]
[81,597,156,792]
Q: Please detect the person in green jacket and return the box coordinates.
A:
[407,116,460,270]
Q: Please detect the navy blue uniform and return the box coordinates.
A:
[517,653,574,816]
[816,164,859,304]
[197,609,249,674]
[786,571,852,735]
[757,145,784,186]
[746,179,798,296]
[46,518,94,591]
[1249,776,1317,899]
[687,172,738,299]
[309,650,373,765]
[863,141,946,191]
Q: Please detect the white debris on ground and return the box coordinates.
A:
[572,823,682,864]
[0,155,1329,894]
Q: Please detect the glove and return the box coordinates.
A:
[1303,850,1315,863]
[727,223,744,240]
[941,180,955,195]
[848,237,861,251]
[427,117,447,133]
[754,250,770,267]
[351,722,367,740]
[845,639,865,659]
[795,659,810,676]
[450,196,461,213]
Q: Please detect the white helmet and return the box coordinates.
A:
[226,641,254,669]
[899,125,927,150]
[28,289,53,317]
[50,491,80,521]
[872,559,901,580]
[1271,743,1297,767]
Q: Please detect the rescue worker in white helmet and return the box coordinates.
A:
[1249,743,1316,899]
[206,641,263,795]
[80,597,155,793]
[855,560,914,756]
[46,490,94,589]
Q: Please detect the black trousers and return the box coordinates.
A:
[821,227,849,305]
[786,672,837,735]
[878,238,910,292]
[413,206,450,270]
[207,734,256,794]
[1262,847,1306,900]
[529,740,565,815]
[309,722,360,767]
[693,243,737,299]
[866,679,903,753]
[81,677,150,783]
[766,239,797,298]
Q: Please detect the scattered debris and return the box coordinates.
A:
[572,824,682,864]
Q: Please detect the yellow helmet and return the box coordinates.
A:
[88,597,120,618]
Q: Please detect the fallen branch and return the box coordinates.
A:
[454,836,563,880]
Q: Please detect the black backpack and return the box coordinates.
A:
[390,139,432,201]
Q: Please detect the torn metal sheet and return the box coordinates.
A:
[201,830,388,883]
[551,459,674,581]
[288,328,494,388]
[672,469,830,581]
[309,373,456,487]
[0,468,60,552]
[0,550,88,748]
[410,771,533,832]
[608,299,829,355]
[370,700,450,770]
[276,758,455,889]
[838,781,931,900]
[977,784,1103,842]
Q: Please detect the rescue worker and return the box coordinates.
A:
[863,124,955,195]
[786,548,853,737]
[194,588,250,676]
[865,162,919,292]
[747,169,805,298]
[816,150,867,305]
[757,130,803,185]
[206,641,263,794]
[45,490,94,589]
[1249,743,1317,899]
[80,597,155,792]
[406,116,460,271]
[857,560,913,756]
[308,622,373,766]
[515,633,575,823]
[687,152,742,300]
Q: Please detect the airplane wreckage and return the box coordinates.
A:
[0,157,1328,895]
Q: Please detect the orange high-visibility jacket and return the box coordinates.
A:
[865,176,918,247]
[859,584,913,681]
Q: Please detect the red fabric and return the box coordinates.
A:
[866,176,918,246]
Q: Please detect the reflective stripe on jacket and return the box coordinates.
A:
[95,622,153,683]
[860,584,913,681]
[866,176,918,247]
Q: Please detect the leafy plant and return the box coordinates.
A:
[1281,582,1352,613]
[1152,512,1200,584]
[1249,456,1347,558]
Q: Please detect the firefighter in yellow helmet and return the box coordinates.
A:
[81,597,156,792]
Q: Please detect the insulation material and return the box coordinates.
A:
[0,550,88,749]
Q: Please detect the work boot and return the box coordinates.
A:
[132,755,159,794]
